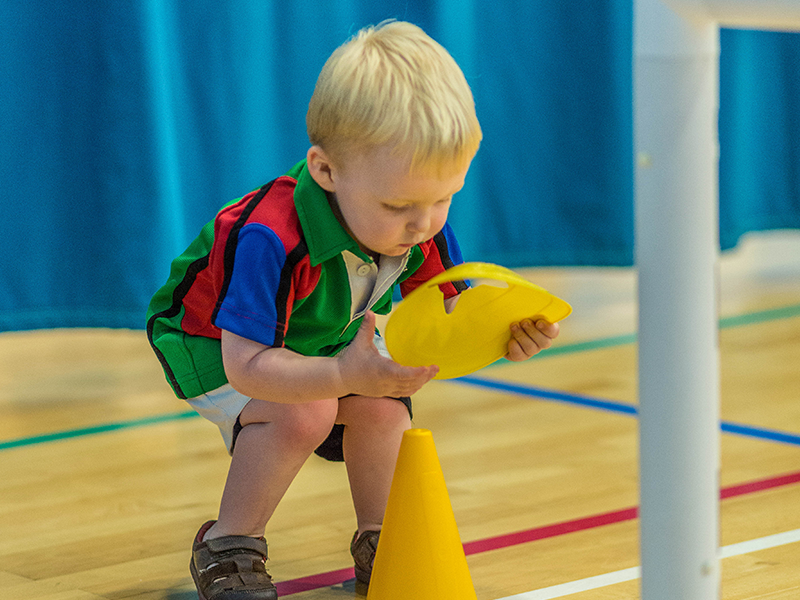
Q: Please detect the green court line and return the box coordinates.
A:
[1,302,798,452]
[719,302,800,329]
[0,410,198,451]
[533,333,638,359]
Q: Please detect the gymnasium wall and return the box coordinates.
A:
[1,1,798,331]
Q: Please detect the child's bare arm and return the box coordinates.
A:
[222,332,342,403]
[221,311,438,403]
[443,293,460,314]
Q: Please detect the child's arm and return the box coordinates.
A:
[221,311,439,403]
[505,319,560,361]
[444,293,460,314]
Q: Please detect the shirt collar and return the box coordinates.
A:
[293,160,368,266]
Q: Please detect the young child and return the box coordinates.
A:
[146,20,559,600]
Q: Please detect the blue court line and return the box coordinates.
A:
[454,376,800,447]
[457,377,640,416]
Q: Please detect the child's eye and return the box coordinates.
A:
[383,203,409,212]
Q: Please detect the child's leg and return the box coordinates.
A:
[336,395,412,535]
[205,396,339,540]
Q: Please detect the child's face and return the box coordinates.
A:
[315,145,470,257]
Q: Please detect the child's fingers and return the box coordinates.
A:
[506,319,557,360]
[394,362,439,384]
[386,362,439,396]
[534,319,560,339]
[354,311,378,344]
[517,320,545,351]
[505,337,528,361]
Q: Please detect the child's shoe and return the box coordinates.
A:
[190,520,277,600]
[350,529,380,586]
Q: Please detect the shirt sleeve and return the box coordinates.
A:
[213,223,289,347]
[400,221,468,299]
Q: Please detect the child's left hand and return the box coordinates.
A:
[506,319,560,361]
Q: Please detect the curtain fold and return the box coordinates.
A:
[1,2,798,331]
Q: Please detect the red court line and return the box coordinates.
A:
[461,507,639,556]
[276,469,800,596]
[720,470,800,499]
[276,567,356,596]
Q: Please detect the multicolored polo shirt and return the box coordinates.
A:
[146,160,467,400]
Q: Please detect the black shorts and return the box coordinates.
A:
[314,395,413,462]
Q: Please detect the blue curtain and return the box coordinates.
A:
[1,2,798,331]
[719,28,800,249]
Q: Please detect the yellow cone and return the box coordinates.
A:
[366,428,477,600]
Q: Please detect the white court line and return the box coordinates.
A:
[500,528,800,600]
[501,568,642,600]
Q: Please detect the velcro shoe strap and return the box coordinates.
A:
[206,535,268,559]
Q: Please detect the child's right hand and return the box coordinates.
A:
[336,311,439,398]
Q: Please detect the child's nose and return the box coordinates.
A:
[407,210,431,233]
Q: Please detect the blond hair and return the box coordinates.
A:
[307,20,482,176]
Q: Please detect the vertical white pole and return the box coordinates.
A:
[634,1,721,598]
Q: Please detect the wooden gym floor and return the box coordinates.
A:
[1,230,798,599]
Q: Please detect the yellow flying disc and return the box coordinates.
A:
[384,262,572,379]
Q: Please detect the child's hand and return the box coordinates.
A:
[337,311,439,397]
[506,319,560,361]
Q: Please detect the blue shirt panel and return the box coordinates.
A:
[214,223,287,347]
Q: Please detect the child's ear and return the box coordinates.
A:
[306,146,337,192]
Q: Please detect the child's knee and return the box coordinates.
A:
[340,396,411,430]
[239,398,338,451]
[277,401,339,449]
